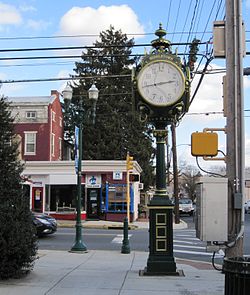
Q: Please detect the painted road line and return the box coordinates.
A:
[111,234,132,244]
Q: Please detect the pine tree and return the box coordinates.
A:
[64,26,155,189]
[0,97,37,279]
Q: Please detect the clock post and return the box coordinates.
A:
[137,24,190,276]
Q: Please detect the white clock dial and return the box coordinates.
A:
[137,60,185,107]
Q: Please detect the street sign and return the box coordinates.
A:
[74,126,79,173]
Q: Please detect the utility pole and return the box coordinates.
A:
[225,0,245,257]
[171,124,180,224]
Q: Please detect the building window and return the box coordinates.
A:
[106,184,134,213]
[59,138,62,160]
[59,117,62,127]
[26,111,36,119]
[52,111,56,122]
[51,133,55,156]
[24,132,36,155]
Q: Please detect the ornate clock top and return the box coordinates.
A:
[151,23,171,53]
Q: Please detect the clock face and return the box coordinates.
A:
[137,60,185,107]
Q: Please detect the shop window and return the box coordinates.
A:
[106,184,134,213]
[49,185,83,212]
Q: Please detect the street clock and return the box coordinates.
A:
[137,59,185,107]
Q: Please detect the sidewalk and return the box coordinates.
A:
[0,250,224,295]
[57,219,188,230]
[0,220,225,294]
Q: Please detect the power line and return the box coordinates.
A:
[0,31,215,42]
[166,0,173,31]
[0,74,131,84]
[172,0,182,42]
[0,40,209,53]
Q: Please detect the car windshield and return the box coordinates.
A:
[179,199,192,204]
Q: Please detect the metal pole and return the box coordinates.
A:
[127,155,130,223]
[70,123,87,252]
[121,217,130,254]
[225,0,244,257]
[171,124,180,224]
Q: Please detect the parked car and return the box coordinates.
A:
[179,198,194,216]
[32,212,57,236]
[244,200,250,214]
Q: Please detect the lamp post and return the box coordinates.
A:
[62,82,99,253]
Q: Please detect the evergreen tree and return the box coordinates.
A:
[64,26,155,189]
[0,97,37,279]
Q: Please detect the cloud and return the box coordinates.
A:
[0,2,22,25]
[26,19,51,30]
[245,135,250,167]
[58,5,144,45]
[244,76,250,89]
[190,63,224,113]
[19,4,36,12]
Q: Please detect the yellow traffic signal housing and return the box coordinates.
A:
[126,154,134,171]
[191,132,218,156]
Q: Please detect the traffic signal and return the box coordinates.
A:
[129,174,140,182]
[191,132,218,157]
[126,154,134,171]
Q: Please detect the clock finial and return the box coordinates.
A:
[151,23,171,53]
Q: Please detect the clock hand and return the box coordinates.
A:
[155,81,175,85]
[142,81,175,88]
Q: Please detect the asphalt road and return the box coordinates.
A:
[38,214,250,264]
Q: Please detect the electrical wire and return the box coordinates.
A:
[166,0,173,31]
[195,157,226,177]
[0,74,131,84]
[184,0,200,54]
[194,0,205,35]
[172,0,182,42]
[178,0,193,47]
[212,251,223,271]
[0,40,208,54]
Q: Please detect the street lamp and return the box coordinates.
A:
[62,82,99,253]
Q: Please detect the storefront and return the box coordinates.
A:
[22,160,143,222]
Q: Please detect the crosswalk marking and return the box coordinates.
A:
[174,239,202,245]
[174,244,206,250]
[111,234,132,244]
[173,229,224,259]
[174,249,222,256]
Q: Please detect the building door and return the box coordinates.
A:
[32,187,43,212]
[87,188,100,219]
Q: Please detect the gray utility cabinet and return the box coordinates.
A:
[195,177,228,242]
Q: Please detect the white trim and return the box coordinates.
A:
[51,133,55,157]
[52,111,56,122]
[59,137,62,160]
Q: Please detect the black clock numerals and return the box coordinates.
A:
[159,63,165,72]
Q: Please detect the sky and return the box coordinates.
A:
[0,0,250,170]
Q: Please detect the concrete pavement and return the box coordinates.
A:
[0,219,225,295]
[0,250,224,295]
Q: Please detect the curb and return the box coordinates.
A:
[57,223,138,230]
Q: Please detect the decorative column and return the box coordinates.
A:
[142,127,179,275]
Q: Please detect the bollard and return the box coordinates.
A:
[121,217,130,254]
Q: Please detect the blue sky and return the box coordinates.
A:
[0,0,250,169]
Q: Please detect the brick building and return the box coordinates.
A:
[8,90,64,161]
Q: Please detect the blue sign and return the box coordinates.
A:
[74,126,79,173]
